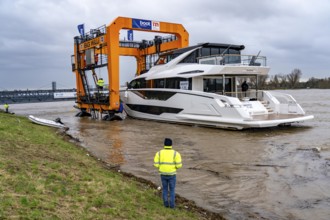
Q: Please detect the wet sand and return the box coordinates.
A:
[12,89,330,219]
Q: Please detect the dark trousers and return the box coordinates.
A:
[161,175,176,208]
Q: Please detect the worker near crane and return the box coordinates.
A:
[97,78,104,90]
[4,103,9,113]
[154,138,182,208]
[94,53,99,65]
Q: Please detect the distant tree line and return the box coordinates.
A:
[254,68,330,89]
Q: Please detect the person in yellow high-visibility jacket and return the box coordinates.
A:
[97,78,104,90]
[4,103,9,113]
[154,138,182,208]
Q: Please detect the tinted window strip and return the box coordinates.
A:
[130,90,213,100]
[127,104,183,115]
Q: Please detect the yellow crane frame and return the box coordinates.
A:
[73,16,189,116]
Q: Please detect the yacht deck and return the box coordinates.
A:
[252,113,306,121]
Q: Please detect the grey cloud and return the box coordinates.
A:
[0,0,329,90]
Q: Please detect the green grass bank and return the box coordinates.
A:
[0,113,224,219]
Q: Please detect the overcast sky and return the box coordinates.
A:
[0,0,329,90]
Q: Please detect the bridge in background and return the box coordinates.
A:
[0,89,77,104]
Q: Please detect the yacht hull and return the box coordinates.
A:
[120,89,313,130]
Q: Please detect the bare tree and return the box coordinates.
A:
[249,77,257,87]
[257,75,268,89]
[287,68,302,88]
[268,74,281,89]
[278,74,288,88]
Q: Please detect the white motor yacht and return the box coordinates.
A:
[120,43,314,130]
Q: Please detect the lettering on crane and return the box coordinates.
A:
[152,21,160,31]
[132,18,160,31]
[80,36,104,51]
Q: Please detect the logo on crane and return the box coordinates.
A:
[152,21,160,31]
[132,18,160,31]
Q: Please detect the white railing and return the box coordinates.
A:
[198,54,267,66]
[224,90,263,100]
[262,91,305,114]
[212,90,306,115]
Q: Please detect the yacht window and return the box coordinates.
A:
[201,48,210,57]
[179,51,198,64]
[221,49,240,64]
[155,54,176,66]
[154,79,165,88]
[203,78,232,94]
[204,79,221,93]
[229,49,240,54]
[156,56,167,65]
[220,48,228,55]
[165,78,177,89]
[170,53,180,60]
[225,78,232,92]
[211,48,220,56]
[129,78,147,89]
[154,78,192,89]
[179,81,189,90]
[165,78,192,89]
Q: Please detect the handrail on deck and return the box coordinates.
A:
[214,90,264,100]
[197,54,267,66]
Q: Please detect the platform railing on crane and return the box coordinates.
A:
[71,16,189,120]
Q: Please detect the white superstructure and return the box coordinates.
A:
[120,43,313,130]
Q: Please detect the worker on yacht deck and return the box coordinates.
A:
[241,81,249,97]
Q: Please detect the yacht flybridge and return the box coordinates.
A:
[120,43,313,130]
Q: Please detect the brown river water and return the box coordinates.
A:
[11,89,330,220]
